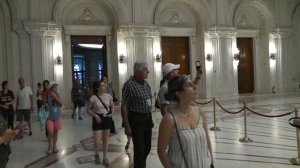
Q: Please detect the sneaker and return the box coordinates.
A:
[103,158,110,166]
[47,149,52,155]
[78,116,83,120]
[125,142,130,150]
[53,148,58,153]
[29,131,32,136]
[95,154,100,165]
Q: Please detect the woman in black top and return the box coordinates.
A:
[0,81,15,129]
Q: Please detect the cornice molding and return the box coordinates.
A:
[118,24,160,37]
[23,21,60,36]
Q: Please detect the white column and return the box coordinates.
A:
[270,29,294,92]
[44,30,59,81]
[209,28,238,97]
[117,25,160,95]
[62,34,73,109]
[25,26,46,91]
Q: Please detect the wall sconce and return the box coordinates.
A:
[155,54,161,62]
[270,53,276,60]
[233,53,239,61]
[55,55,62,65]
[119,54,125,63]
[233,47,240,61]
[206,53,213,61]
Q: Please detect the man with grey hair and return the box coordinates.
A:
[121,61,153,168]
[16,77,33,136]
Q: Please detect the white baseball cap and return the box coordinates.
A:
[49,81,58,88]
[162,63,180,76]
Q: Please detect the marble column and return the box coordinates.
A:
[117,25,160,95]
[210,28,238,97]
[270,29,294,92]
[62,35,73,109]
[25,27,46,90]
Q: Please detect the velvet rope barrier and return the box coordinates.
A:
[193,99,213,105]
[245,106,294,118]
[289,108,300,165]
[215,100,244,114]
[210,98,221,131]
[239,100,253,143]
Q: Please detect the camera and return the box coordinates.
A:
[195,61,202,72]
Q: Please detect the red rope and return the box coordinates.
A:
[216,101,244,114]
[193,99,213,105]
[245,107,294,118]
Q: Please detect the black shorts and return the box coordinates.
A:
[92,113,112,131]
[73,99,85,108]
[16,109,31,122]
[37,100,43,109]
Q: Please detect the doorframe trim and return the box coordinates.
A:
[62,25,113,108]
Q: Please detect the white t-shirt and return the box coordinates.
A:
[17,86,33,109]
[89,93,113,114]
[158,81,170,105]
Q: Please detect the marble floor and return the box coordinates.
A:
[6,92,300,168]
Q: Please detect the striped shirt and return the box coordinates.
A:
[168,111,211,168]
[122,77,152,114]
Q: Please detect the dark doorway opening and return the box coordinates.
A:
[71,36,107,88]
[237,38,254,93]
[161,37,190,75]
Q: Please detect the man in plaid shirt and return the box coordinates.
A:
[121,61,153,168]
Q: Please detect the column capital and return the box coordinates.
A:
[118,24,160,37]
[23,21,60,36]
[270,28,293,38]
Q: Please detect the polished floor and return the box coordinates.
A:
[6,92,300,168]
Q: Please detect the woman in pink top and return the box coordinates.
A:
[87,81,114,166]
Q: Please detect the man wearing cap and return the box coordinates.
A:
[16,77,34,136]
[158,63,202,115]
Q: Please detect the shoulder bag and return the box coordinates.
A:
[95,95,116,133]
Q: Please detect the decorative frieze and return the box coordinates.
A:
[118,25,160,37]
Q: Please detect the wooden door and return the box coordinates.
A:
[161,37,190,75]
[237,38,254,93]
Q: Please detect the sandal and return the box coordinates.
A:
[47,150,52,155]
[53,148,58,153]
[103,158,110,166]
[95,154,100,165]
[125,142,130,150]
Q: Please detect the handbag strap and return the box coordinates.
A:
[95,95,110,113]
[170,112,188,168]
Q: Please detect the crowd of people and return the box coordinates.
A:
[0,61,213,168]
[121,61,213,168]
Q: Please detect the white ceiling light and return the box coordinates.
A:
[78,44,103,49]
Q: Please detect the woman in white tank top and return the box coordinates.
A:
[157,75,214,168]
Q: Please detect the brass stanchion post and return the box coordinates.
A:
[290,108,300,165]
[239,100,253,143]
[210,97,220,131]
